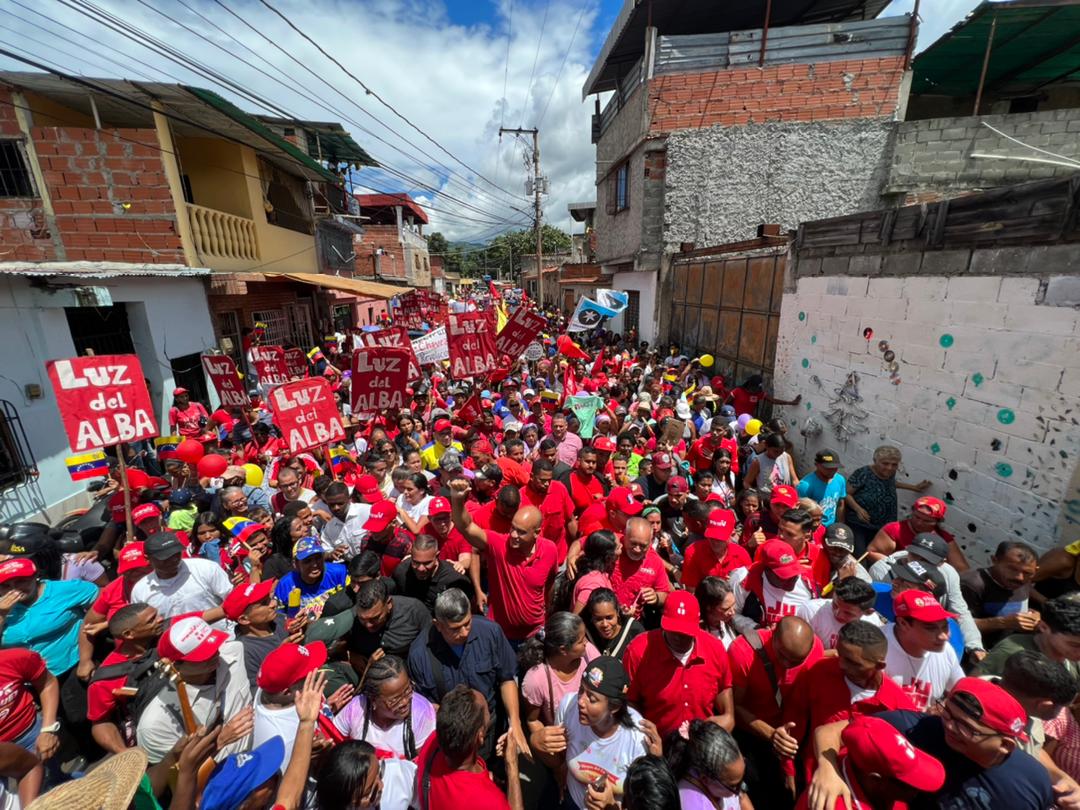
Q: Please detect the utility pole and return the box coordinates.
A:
[499,127,542,307]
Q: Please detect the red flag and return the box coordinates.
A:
[556,335,591,361]
[456,392,483,425]
[561,364,578,405]
[590,347,605,378]
[488,280,501,301]
[520,288,529,306]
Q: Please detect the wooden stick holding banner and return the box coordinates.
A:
[114,443,135,544]
[325,443,337,481]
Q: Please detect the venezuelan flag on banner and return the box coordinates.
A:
[329,446,352,469]
[154,436,181,460]
[66,451,108,481]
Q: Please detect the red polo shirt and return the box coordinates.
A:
[610,548,671,609]
[0,649,45,740]
[687,437,719,474]
[882,520,956,549]
[728,628,824,729]
[471,501,514,534]
[681,541,752,589]
[484,531,558,641]
[86,649,134,723]
[519,481,575,563]
[565,472,605,514]
[91,575,137,620]
[424,524,472,564]
[414,736,511,810]
[623,629,732,738]
[578,502,612,537]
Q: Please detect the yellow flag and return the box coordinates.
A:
[496,303,509,333]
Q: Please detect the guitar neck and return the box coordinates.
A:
[174,679,198,735]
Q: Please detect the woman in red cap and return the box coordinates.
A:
[868,496,969,572]
[168,388,210,440]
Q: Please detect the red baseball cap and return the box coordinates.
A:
[666,476,689,494]
[660,591,700,636]
[428,496,451,516]
[0,558,35,584]
[132,503,162,525]
[592,436,617,453]
[472,438,494,455]
[651,452,673,470]
[628,482,645,499]
[434,418,453,433]
[760,539,804,579]
[158,615,228,663]
[354,474,382,504]
[771,485,799,509]
[893,590,955,622]
[607,486,644,516]
[222,578,276,621]
[363,500,397,533]
[705,508,737,541]
[256,641,328,694]
[841,715,946,792]
[117,542,149,574]
[914,496,947,519]
[949,678,1029,741]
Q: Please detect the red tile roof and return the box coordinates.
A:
[353,193,429,224]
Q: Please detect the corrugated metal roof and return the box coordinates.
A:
[0,261,210,278]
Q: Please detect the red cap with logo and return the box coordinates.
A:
[354,474,382,504]
[705,508,737,541]
[117,542,149,574]
[222,578,276,621]
[363,500,397,533]
[0,558,35,584]
[257,641,328,694]
[666,477,689,494]
[428,496,451,516]
[434,418,453,433]
[914,496,947,519]
[771,485,799,509]
[592,436,617,453]
[949,677,1030,742]
[841,715,946,792]
[607,486,644,516]
[660,591,700,636]
[132,503,163,525]
[157,615,228,662]
[760,539,804,578]
[651,452,674,470]
[893,590,955,622]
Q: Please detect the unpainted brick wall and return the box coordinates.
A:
[774,265,1080,561]
[0,89,56,261]
[354,225,406,279]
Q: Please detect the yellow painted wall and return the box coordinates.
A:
[240,146,317,274]
[23,92,96,127]
[175,137,253,219]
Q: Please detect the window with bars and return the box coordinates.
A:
[0,141,34,198]
[624,290,640,335]
[614,162,629,212]
[252,310,291,346]
[287,304,313,348]
[0,401,37,491]
[217,311,242,362]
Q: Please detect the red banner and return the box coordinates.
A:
[250,345,289,387]
[397,293,424,329]
[448,312,498,379]
[355,327,421,381]
[283,348,309,380]
[268,377,346,454]
[496,306,546,359]
[46,354,158,452]
[350,346,410,415]
[201,355,248,409]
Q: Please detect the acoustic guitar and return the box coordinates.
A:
[155,659,221,790]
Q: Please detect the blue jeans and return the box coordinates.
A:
[11,714,40,753]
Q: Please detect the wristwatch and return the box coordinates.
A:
[40,722,60,734]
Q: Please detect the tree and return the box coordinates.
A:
[428,231,449,256]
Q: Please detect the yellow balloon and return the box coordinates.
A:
[243,463,264,487]
[745,418,763,436]
[700,354,715,368]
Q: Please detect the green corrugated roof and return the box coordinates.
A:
[913,0,1080,97]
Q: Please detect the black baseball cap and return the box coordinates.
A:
[908,533,948,566]
[581,656,629,700]
[824,523,855,553]
[145,532,185,560]
[893,558,946,596]
[815,449,841,468]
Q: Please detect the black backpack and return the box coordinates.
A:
[90,649,173,725]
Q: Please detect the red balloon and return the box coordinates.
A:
[176,438,205,464]
[196,453,228,479]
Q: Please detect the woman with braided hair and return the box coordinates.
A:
[332,653,436,759]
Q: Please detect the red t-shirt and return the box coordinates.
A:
[92,576,137,619]
[414,737,511,810]
[882,520,956,549]
[494,457,529,488]
[484,531,558,641]
[0,649,46,740]
[565,472,605,515]
[624,629,732,738]
[610,548,671,610]
[426,525,472,563]
[729,387,764,417]
[688,437,719,474]
[471,501,513,534]
[518,481,575,563]
[728,628,823,728]
[681,541,753,590]
[577,502,611,537]
[86,649,133,723]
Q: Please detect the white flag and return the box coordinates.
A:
[595,289,628,313]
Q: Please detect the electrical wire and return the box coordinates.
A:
[520,0,551,127]
[537,0,592,127]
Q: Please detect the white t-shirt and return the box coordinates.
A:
[253,693,300,773]
[797,599,885,650]
[883,624,963,711]
[380,759,417,810]
[333,694,437,760]
[396,494,432,526]
[730,567,815,626]
[130,558,232,621]
[319,502,371,556]
[558,692,649,809]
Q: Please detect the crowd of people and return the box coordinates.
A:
[3,311,1080,810]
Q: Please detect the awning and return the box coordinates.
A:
[559,275,613,285]
[211,272,411,300]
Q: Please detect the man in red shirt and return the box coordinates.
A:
[732,539,819,629]
[518,459,576,563]
[415,685,521,810]
[471,487,518,534]
[449,480,557,647]
[623,591,734,738]
[420,497,473,571]
[681,508,753,589]
[868,496,969,572]
[77,542,151,679]
[0,647,60,762]
[577,485,641,539]
[610,517,671,616]
[728,616,823,805]
[688,428,728,475]
[560,446,608,515]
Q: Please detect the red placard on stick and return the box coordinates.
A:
[201,354,248,409]
[448,312,498,379]
[283,348,309,380]
[496,306,547,359]
[250,345,290,387]
[355,327,422,381]
[351,346,410,415]
[46,354,158,452]
[269,377,346,454]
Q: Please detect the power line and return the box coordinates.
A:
[537,0,591,127]
[520,0,551,127]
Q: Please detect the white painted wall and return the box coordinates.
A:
[0,275,215,524]
[774,273,1080,562]
[610,270,658,344]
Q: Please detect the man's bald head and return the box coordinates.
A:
[514,505,542,531]
[774,616,816,667]
[508,505,543,551]
[622,517,652,561]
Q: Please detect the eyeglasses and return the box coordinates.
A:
[381,683,413,710]
[935,700,1001,741]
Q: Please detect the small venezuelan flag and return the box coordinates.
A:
[329,446,352,468]
[154,436,181,460]
[307,346,325,364]
[66,451,108,481]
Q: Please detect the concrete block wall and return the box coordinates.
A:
[774,264,1080,561]
[888,109,1080,199]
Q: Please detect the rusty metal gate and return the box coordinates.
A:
[668,250,785,390]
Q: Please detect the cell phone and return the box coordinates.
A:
[210,477,224,489]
